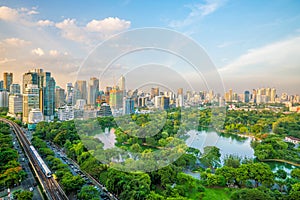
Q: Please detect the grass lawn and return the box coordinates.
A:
[201,188,232,200]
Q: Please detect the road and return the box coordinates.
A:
[0,118,68,200]
[48,141,119,200]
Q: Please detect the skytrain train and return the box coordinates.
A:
[29,145,52,178]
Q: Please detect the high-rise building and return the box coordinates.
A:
[23,69,56,120]
[55,87,65,108]
[109,86,123,109]
[177,88,183,96]
[66,83,73,105]
[88,77,99,105]
[244,91,250,103]
[123,97,135,115]
[9,94,23,116]
[3,72,13,92]
[22,69,39,93]
[74,80,87,102]
[23,84,39,123]
[10,83,21,94]
[0,80,3,91]
[252,89,257,103]
[154,96,162,109]
[118,76,126,91]
[161,96,170,110]
[0,90,8,107]
[270,88,276,102]
[39,72,56,121]
[151,87,159,99]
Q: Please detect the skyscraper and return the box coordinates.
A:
[0,80,3,91]
[270,88,276,102]
[23,70,38,93]
[9,94,23,116]
[10,83,21,94]
[3,72,13,92]
[0,90,8,107]
[88,77,99,105]
[55,86,65,108]
[118,75,125,91]
[109,86,123,109]
[123,97,134,115]
[151,87,159,99]
[22,69,56,121]
[66,83,73,105]
[74,80,87,102]
[244,91,250,103]
[161,96,170,110]
[23,84,39,123]
[39,71,56,121]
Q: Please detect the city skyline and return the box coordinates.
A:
[0,0,300,94]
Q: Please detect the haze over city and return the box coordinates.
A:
[0,0,300,94]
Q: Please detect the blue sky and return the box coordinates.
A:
[0,0,300,94]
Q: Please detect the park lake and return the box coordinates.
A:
[95,129,297,174]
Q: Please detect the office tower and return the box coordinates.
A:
[74,80,87,102]
[177,88,184,107]
[105,87,112,104]
[281,93,288,101]
[118,75,126,97]
[0,80,3,91]
[138,97,146,107]
[228,89,233,102]
[270,88,276,102]
[40,72,56,121]
[232,93,238,101]
[9,94,23,116]
[178,88,183,96]
[88,77,99,105]
[23,69,56,120]
[66,83,73,105]
[109,86,123,109]
[161,96,170,110]
[252,89,257,103]
[23,84,39,123]
[10,83,21,94]
[244,91,250,103]
[0,90,9,107]
[75,99,86,110]
[123,97,135,115]
[23,69,39,92]
[151,87,159,99]
[3,72,13,92]
[55,86,65,108]
[154,96,162,109]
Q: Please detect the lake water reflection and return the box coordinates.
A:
[185,130,255,159]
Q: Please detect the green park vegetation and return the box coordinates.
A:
[0,122,27,190]
[29,106,300,199]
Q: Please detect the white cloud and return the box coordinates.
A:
[37,19,54,26]
[31,48,45,56]
[219,36,300,76]
[55,17,131,43]
[3,38,31,46]
[49,50,59,56]
[55,18,86,42]
[0,58,16,64]
[0,6,19,21]
[27,10,39,15]
[169,0,226,28]
[86,17,131,32]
